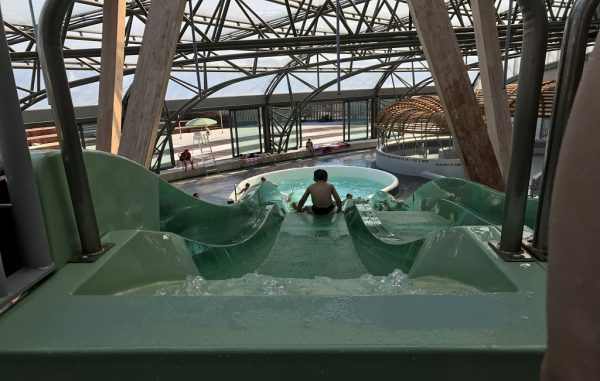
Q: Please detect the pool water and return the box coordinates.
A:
[276,176,388,205]
[120,270,480,296]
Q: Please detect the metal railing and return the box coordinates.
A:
[37,0,105,259]
[491,0,548,260]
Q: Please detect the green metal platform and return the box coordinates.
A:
[0,151,547,379]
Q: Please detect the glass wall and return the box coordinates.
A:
[269,106,299,152]
[344,100,370,141]
[231,108,262,156]
[301,102,344,147]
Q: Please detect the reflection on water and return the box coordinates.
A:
[120,270,480,296]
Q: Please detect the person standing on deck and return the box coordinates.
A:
[292,169,342,215]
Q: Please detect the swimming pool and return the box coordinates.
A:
[232,166,398,203]
[277,176,386,204]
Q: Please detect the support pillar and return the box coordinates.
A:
[118,0,186,167]
[96,0,126,153]
[407,0,504,190]
[471,0,513,181]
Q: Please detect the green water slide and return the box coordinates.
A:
[28,150,289,280]
[348,177,540,287]
[0,151,547,379]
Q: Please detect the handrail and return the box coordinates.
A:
[37,0,103,257]
[495,0,548,258]
[532,0,600,253]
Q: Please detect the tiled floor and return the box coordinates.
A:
[172,149,429,204]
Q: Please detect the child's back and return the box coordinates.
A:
[294,169,342,214]
[307,181,337,208]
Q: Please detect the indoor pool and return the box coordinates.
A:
[278,176,386,204]
[233,166,398,203]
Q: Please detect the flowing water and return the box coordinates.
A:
[120,270,480,296]
[119,207,481,297]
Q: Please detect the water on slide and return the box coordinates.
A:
[123,211,479,296]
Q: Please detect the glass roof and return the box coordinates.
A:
[0,0,590,109]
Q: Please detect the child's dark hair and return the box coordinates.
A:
[314,169,328,182]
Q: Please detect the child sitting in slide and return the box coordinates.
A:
[292,169,342,215]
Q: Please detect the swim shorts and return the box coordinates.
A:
[312,204,335,215]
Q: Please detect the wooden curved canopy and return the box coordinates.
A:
[376,95,450,136]
[376,81,556,135]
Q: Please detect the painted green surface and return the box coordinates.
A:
[404,177,539,228]
[409,226,518,292]
[31,151,161,267]
[0,151,548,379]
[30,150,282,267]
[257,212,368,279]
[185,206,284,280]
[74,230,199,295]
[370,178,539,228]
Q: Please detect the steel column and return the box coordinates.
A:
[37,0,103,256]
[0,8,52,271]
[0,6,54,312]
[497,0,548,256]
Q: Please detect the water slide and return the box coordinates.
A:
[0,150,547,379]
[28,149,540,290]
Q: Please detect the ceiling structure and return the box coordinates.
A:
[2,0,599,167]
[2,0,598,112]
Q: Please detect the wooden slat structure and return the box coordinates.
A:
[377,81,555,136]
[476,81,556,118]
[376,95,450,137]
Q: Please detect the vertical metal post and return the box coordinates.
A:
[0,7,53,271]
[316,54,321,88]
[37,0,103,257]
[28,0,39,35]
[298,108,303,147]
[229,110,236,156]
[532,0,600,253]
[493,0,547,259]
[503,0,514,84]
[257,108,263,152]
[335,0,341,95]
[261,106,271,153]
[188,0,202,94]
[77,122,86,148]
[232,111,240,156]
[342,102,347,141]
[0,255,8,297]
